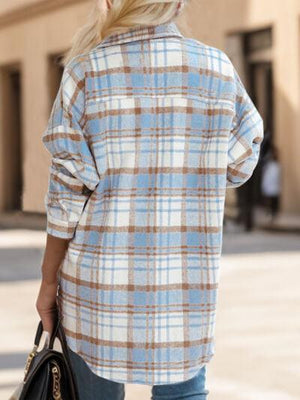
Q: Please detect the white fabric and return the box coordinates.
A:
[261,160,281,196]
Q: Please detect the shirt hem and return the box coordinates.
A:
[65,336,214,386]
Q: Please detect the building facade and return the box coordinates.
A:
[0,0,299,216]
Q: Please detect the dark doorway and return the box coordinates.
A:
[235,28,274,231]
[48,53,65,108]
[0,64,23,211]
[249,62,274,206]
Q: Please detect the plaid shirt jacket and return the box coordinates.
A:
[42,21,264,385]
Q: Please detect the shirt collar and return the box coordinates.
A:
[96,21,183,48]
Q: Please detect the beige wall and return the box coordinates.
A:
[0,0,90,212]
[0,0,299,214]
[0,0,42,15]
[189,0,300,214]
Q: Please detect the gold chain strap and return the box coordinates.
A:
[23,346,38,381]
[51,360,63,400]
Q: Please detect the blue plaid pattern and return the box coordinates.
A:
[42,21,264,385]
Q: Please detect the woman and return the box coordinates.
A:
[36,0,264,398]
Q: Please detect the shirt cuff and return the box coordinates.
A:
[46,215,77,239]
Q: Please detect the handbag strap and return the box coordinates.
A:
[34,305,68,352]
[33,321,44,347]
[56,318,71,355]
[34,315,60,349]
[48,314,61,349]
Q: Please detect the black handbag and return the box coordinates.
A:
[9,315,79,400]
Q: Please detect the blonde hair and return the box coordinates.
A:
[61,0,187,67]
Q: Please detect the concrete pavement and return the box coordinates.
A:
[0,228,299,400]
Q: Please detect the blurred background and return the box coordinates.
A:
[0,0,299,399]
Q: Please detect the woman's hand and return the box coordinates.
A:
[36,279,58,335]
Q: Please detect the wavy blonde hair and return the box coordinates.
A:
[61,0,187,67]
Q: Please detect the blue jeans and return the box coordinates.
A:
[67,346,209,400]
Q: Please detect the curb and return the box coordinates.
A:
[0,211,46,231]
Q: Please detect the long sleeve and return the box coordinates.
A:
[226,66,264,189]
[42,56,100,239]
